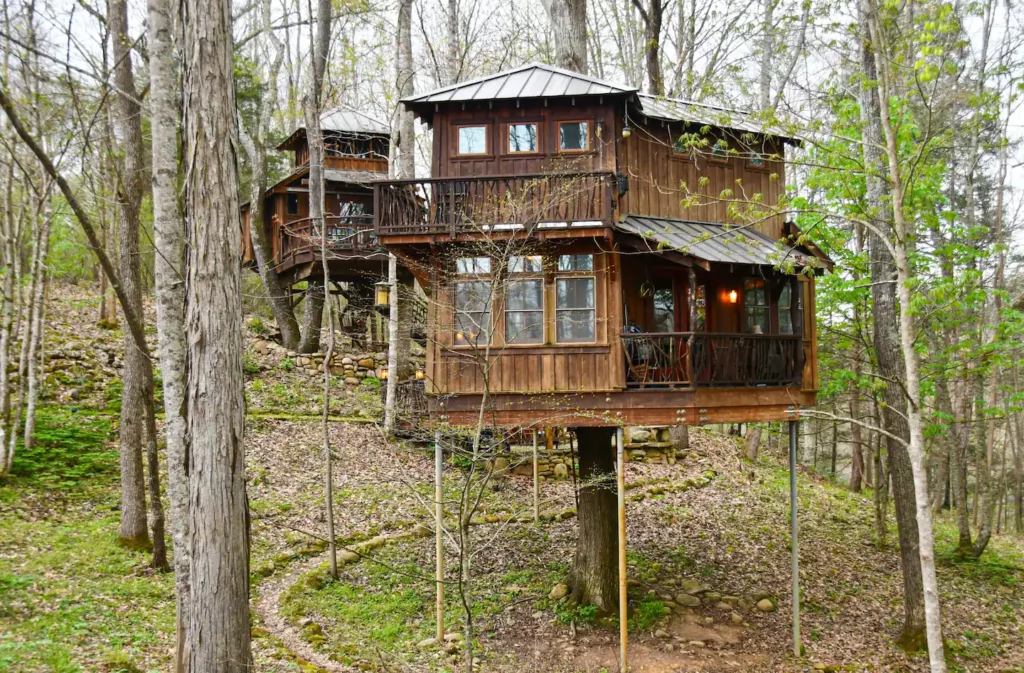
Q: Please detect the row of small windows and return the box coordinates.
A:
[672,137,768,168]
[456,121,591,156]
[453,254,596,345]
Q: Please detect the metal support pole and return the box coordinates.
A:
[789,419,801,658]
[533,429,540,523]
[616,426,628,672]
[434,430,444,642]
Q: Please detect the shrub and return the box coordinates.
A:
[280,358,295,371]
[243,354,261,375]
[248,316,266,335]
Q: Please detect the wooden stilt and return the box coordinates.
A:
[533,429,540,523]
[789,420,801,658]
[616,426,628,672]
[434,430,444,642]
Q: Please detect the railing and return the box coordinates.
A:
[621,332,803,389]
[373,172,617,236]
[277,215,380,267]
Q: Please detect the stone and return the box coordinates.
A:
[341,357,354,365]
[702,617,714,625]
[549,583,569,600]
[629,449,647,460]
[737,597,754,611]
[675,593,701,607]
[444,632,464,642]
[344,377,360,385]
[553,463,569,479]
[715,602,732,610]
[703,591,722,603]
[630,428,652,443]
[253,340,269,355]
[680,579,704,594]
[756,599,776,612]
[357,358,375,368]
[339,550,359,563]
[689,641,706,648]
[731,612,744,625]
[654,629,669,639]
[416,637,436,648]
[493,457,510,471]
[559,508,577,520]
[411,523,431,538]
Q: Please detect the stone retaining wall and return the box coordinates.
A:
[251,338,424,386]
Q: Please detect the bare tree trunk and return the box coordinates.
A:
[0,159,19,476]
[148,0,191,661]
[298,279,325,353]
[631,0,666,95]
[396,0,415,180]
[181,0,252,667]
[22,209,51,452]
[542,0,588,74]
[849,396,864,492]
[570,426,619,614]
[758,0,773,110]
[744,426,761,462]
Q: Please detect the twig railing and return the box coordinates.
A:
[278,215,379,265]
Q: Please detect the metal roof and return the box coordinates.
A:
[323,169,385,185]
[403,63,638,105]
[318,107,390,135]
[615,216,805,266]
[636,94,799,143]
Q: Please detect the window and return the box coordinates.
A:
[559,121,589,151]
[456,257,491,275]
[507,123,539,153]
[778,282,802,334]
[556,277,595,343]
[744,278,769,334]
[748,152,766,169]
[505,279,544,344]
[455,280,492,345]
[457,125,488,155]
[287,193,299,215]
[509,255,543,273]
[652,278,674,333]
[710,139,729,163]
[558,254,593,272]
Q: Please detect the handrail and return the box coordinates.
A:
[377,170,617,186]
[621,332,803,389]
[276,214,382,265]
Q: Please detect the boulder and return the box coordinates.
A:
[416,637,437,648]
[357,358,375,368]
[629,428,652,443]
[549,583,569,601]
[675,593,701,607]
[553,463,569,479]
[680,579,704,594]
[493,457,510,471]
[253,340,269,355]
[756,599,776,612]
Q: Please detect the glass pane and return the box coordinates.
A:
[559,122,588,151]
[456,281,491,313]
[749,152,765,167]
[508,123,538,153]
[712,140,728,157]
[506,310,544,343]
[653,282,674,333]
[556,278,594,309]
[456,311,490,343]
[557,309,595,342]
[558,254,594,272]
[456,257,490,275]
[509,255,543,273]
[746,307,769,334]
[458,126,486,154]
[507,279,542,310]
[744,279,767,307]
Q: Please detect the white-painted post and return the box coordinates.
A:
[434,430,444,642]
[789,419,800,657]
[533,429,540,523]
[616,426,628,672]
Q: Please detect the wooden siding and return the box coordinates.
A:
[616,120,787,239]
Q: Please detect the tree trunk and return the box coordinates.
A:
[109,0,152,552]
[744,426,761,462]
[395,0,415,180]
[299,279,326,353]
[849,396,864,492]
[570,426,619,615]
[859,4,925,650]
[148,0,191,660]
[182,0,252,667]
[631,0,666,95]
[542,0,588,74]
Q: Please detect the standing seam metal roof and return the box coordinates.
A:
[615,216,802,266]
[403,63,638,104]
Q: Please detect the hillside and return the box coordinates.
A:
[0,286,1022,673]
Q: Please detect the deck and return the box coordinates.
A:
[273,215,387,285]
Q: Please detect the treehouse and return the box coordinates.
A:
[240,107,391,288]
[373,64,830,428]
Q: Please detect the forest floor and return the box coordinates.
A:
[1,285,1023,673]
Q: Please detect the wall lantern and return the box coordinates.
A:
[621,126,632,139]
[379,368,389,380]
[415,369,426,380]
[728,289,738,304]
[374,281,390,313]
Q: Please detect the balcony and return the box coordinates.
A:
[373,171,617,237]
[277,215,381,270]
[621,332,804,389]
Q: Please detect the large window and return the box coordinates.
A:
[505,279,544,344]
[559,121,589,152]
[558,254,594,272]
[507,123,539,153]
[556,277,595,343]
[509,255,543,273]
[652,278,674,333]
[455,257,491,345]
[457,125,488,155]
[744,278,769,334]
[778,282,802,335]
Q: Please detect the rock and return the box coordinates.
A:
[493,457,510,471]
[417,637,437,648]
[411,523,431,538]
[752,591,772,602]
[702,617,714,625]
[756,599,776,612]
[731,612,744,625]
[654,629,669,639]
[675,593,701,607]
[553,463,569,479]
[559,508,576,520]
[704,591,722,603]
[630,428,652,443]
[444,632,464,642]
[680,579,704,594]
[715,602,732,610]
[357,358,375,368]
[549,583,569,600]
[344,377,360,385]
[339,549,359,563]
[341,357,354,365]
[722,595,740,607]
[738,597,754,611]
[689,641,705,648]
[253,340,269,355]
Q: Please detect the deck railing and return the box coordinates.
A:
[373,172,617,236]
[621,332,803,389]
[277,215,380,266]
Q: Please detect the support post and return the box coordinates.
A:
[789,419,801,658]
[434,430,444,642]
[616,426,628,672]
[533,429,540,523]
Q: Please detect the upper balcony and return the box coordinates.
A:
[373,171,618,239]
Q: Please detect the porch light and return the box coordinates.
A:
[374,281,390,312]
[379,368,389,380]
[728,289,738,304]
[622,126,631,139]
[415,369,426,380]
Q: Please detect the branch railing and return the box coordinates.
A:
[621,332,803,388]
[278,215,379,265]
[373,171,617,236]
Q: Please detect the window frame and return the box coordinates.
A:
[707,139,731,165]
[454,123,490,157]
[504,276,545,345]
[556,120,591,154]
[554,273,597,345]
[453,257,493,346]
[743,278,770,334]
[746,150,770,172]
[504,121,542,156]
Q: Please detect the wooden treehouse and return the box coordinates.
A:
[373,64,830,428]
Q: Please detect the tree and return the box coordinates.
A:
[543,0,588,74]
[630,0,666,95]
[569,426,620,613]
[181,0,251,667]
